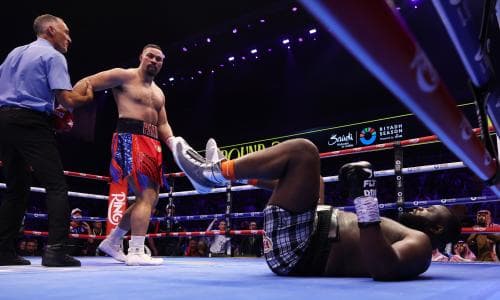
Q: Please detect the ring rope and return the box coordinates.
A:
[461,227,500,234]
[0,183,108,200]
[23,229,266,240]
[23,225,500,240]
[0,161,470,200]
[158,161,467,198]
[24,211,265,223]
[63,170,111,182]
[25,213,108,222]
[23,195,500,224]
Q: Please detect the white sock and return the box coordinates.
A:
[108,227,127,243]
[129,235,145,253]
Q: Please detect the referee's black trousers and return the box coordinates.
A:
[0,108,70,252]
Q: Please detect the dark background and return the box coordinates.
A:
[1,0,499,196]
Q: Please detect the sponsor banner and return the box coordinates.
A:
[219,104,476,158]
[221,141,281,160]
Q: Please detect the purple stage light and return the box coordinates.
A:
[250,49,258,54]
[282,39,290,44]
[410,0,421,7]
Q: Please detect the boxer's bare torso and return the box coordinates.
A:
[325,211,432,278]
[109,69,164,125]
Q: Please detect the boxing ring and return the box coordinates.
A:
[1,120,500,299]
[0,257,499,300]
[3,0,500,299]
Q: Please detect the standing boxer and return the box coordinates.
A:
[74,44,181,266]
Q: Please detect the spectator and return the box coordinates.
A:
[206,219,230,257]
[197,240,209,257]
[86,221,104,256]
[153,204,170,256]
[184,238,199,257]
[163,224,187,256]
[449,240,476,262]
[473,209,497,228]
[467,209,500,262]
[431,248,449,262]
[24,239,40,256]
[67,208,90,256]
[467,233,499,262]
[239,221,263,257]
[146,208,161,256]
[17,240,27,256]
[91,221,104,236]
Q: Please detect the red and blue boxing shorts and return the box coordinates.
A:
[109,118,163,193]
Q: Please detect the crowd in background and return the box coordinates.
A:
[11,167,500,261]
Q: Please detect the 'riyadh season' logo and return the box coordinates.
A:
[359,127,377,145]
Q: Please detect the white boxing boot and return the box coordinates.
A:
[98,238,126,262]
[125,246,163,266]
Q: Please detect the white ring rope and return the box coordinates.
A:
[0,161,467,200]
[0,183,108,200]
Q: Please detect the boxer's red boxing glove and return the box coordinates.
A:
[52,105,74,132]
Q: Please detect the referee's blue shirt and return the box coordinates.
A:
[0,38,72,114]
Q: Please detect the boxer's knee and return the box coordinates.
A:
[287,138,319,166]
[135,186,159,207]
